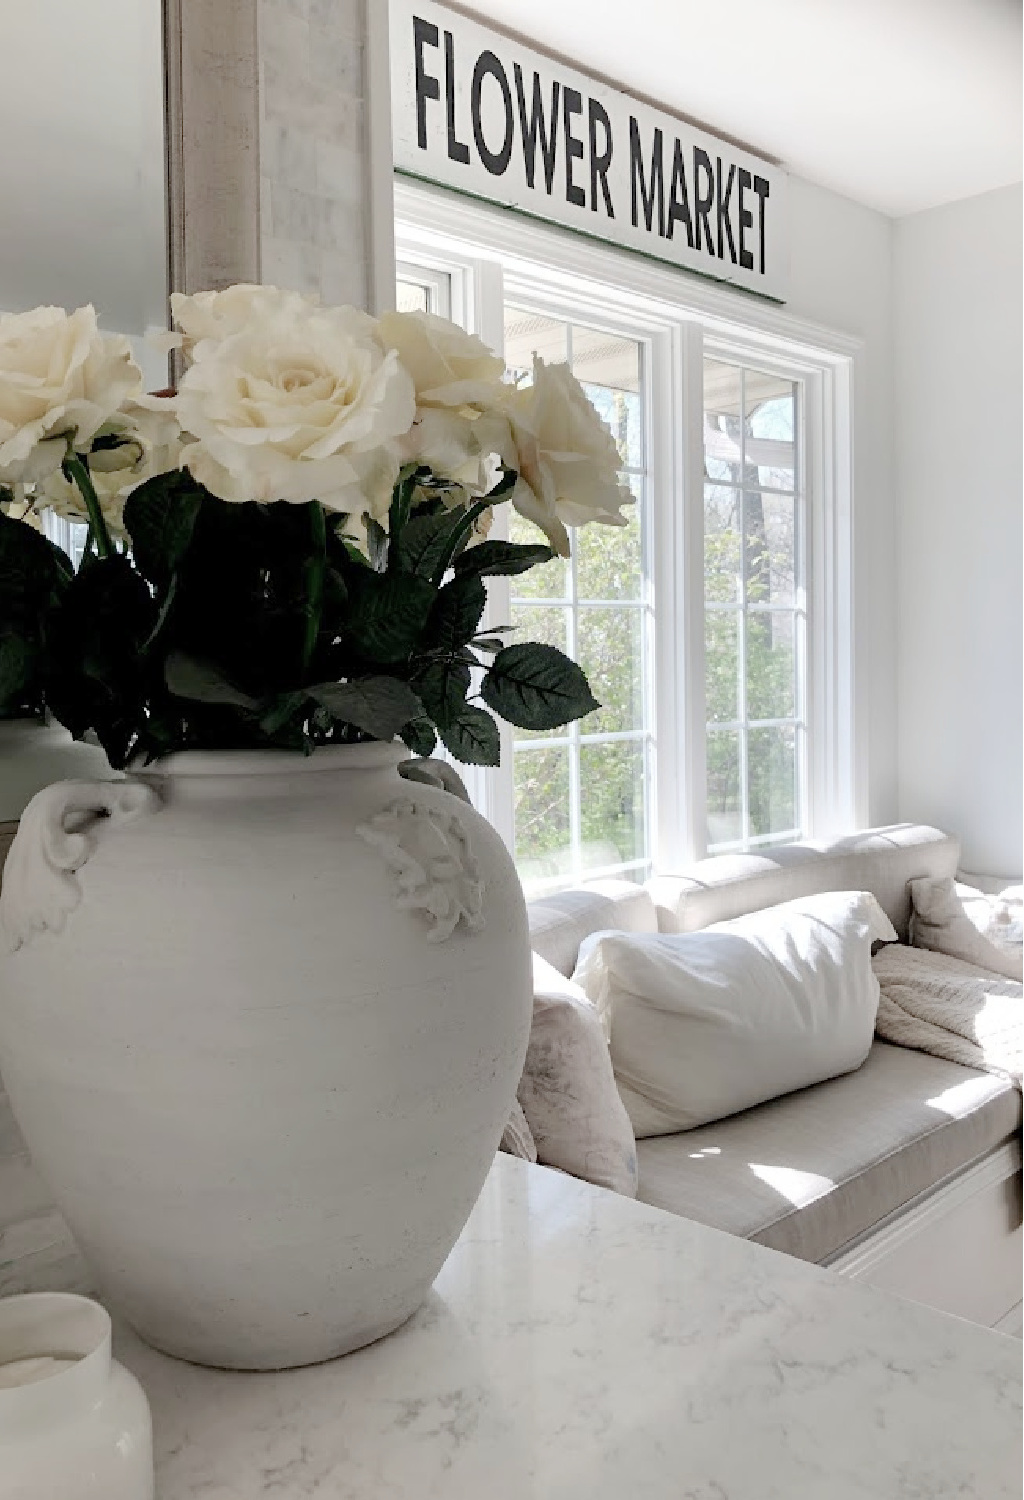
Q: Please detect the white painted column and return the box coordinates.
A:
[166,0,396,313]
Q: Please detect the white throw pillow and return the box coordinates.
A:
[517,954,639,1197]
[573,891,896,1138]
[499,1099,537,1162]
[910,877,1023,982]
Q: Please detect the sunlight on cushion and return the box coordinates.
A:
[926,1075,1003,1118]
[748,1163,835,1206]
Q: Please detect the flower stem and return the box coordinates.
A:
[301,502,327,674]
[63,453,113,560]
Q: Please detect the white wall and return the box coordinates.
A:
[894,183,1023,877]
[784,176,898,829]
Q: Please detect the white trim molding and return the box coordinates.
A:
[828,1140,1023,1331]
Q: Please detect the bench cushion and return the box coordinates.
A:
[636,1040,1022,1263]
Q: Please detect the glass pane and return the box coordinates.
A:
[579,741,645,870]
[704,359,742,483]
[573,325,642,469]
[748,726,797,840]
[705,610,739,724]
[706,730,742,847]
[504,306,567,383]
[396,278,429,313]
[509,510,569,599]
[704,484,741,603]
[575,479,642,599]
[746,373,795,490]
[576,607,643,736]
[744,492,795,605]
[511,603,567,653]
[746,611,796,721]
[514,745,572,880]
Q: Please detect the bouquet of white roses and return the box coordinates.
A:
[0,286,632,765]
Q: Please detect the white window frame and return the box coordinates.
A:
[701,353,808,854]
[395,178,862,871]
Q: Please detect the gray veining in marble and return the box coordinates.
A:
[103,1156,1020,1499]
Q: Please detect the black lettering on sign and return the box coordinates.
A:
[588,98,614,217]
[737,168,754,270]
[471,50,514,175]
[693,147,714,255]
[443,30,470,165]
[753,175,770,274]
[666,137,693,246]
[514,66,559,193]
[716,158,737,263]
[563,87,586,207]
[413,16,440,152]
[630,117,664,235]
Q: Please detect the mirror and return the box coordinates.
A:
[0,0,168,387]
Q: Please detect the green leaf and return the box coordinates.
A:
[308,676,424,741]
[454,539,555,579]
[395,508,466,579]
[414,659,471,728]
[346,571,436,663]
[399,716,438,758]
[0,634,35,709]
[472,635,508,654]
[365,518,389,572]
[439,703,501,765]
[0,509,73,615]
[481,643,600,731]
[484,466,518,503]
[165,652,259,709]
[423,574,487,654]
[122,470,204,583]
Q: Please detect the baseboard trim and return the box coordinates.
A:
[826,1138,1022,1276]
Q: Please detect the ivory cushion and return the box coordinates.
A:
[910,877,1023,981]
[517,954,638,1197]
[573,891,897,1137]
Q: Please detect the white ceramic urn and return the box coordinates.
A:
[0,1293,153,1500]
[0,743,532,1369]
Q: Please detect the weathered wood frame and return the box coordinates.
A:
[161,0,396,310]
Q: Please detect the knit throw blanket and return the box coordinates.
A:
[872,944,1023,1088]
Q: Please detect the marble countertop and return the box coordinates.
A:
[99,1156,1023,1499]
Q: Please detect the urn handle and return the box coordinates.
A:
[0,779,161,953]
[397,756,473,805]
[361,760,485,943]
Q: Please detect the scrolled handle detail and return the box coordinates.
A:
[357,796,485,944]
[397,756,473,805]
[0,779,161,953]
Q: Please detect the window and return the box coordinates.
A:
[395,260,451,318]
[394,183,857,882]
[503,308,653,891]
[703,358,806,851]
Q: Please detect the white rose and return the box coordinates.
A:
[378,309,506,410]
[36,397,186,542]
[38,463,131,541]
[505,358,633,556]
[0,305,143,485]
[174,303,416,509]
[400,406,505,498]
[169,284,332,354]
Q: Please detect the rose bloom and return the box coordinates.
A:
[35,397,187,541]
[378,310,506,411]
[174,300,416,512]
[504,358,633,555]
[0,305,142,486]
[168,284,325,355]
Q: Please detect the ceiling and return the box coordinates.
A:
[454,0,1022,217]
